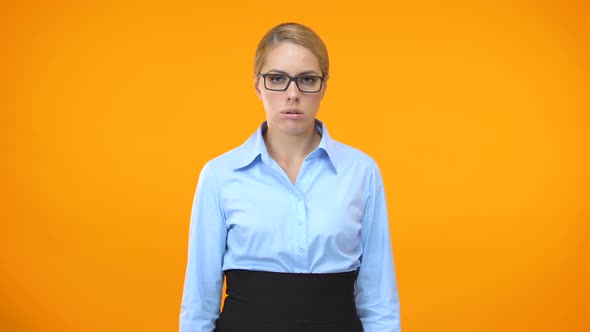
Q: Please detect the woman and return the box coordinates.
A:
[180,22,401,332]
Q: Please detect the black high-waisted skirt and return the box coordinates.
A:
[214,269,364,332]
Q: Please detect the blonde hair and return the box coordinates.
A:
[254,22,329,78]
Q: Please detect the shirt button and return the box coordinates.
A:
[297,220,303,225]
[298,247,304,252]
[295,197,301,202]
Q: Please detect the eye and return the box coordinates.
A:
[299,76,318,85]
[267,74,287,83]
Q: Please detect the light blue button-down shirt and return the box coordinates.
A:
[180,120,401,332]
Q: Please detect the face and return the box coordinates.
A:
[255,42,327,136]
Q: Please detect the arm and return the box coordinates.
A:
[180,163,227,332]
[355,163,401,332]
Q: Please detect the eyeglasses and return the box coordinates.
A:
[258,73,324,93]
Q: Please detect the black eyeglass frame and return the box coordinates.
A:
[258,73,325,93]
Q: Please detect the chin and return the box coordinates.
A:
[274,118,314,135]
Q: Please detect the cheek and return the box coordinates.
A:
[307,95,323,108]
[263,91,282,103]
[260,93,280,112]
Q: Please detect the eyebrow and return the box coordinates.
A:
[265,69,321,76]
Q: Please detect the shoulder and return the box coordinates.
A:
[319,120,377,172]
[326,138,385,192]
[194,125,261,181]
[201,143,252,175]
[329,139,379,173]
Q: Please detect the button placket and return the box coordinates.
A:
[293,194,308,270]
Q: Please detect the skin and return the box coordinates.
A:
[254,42,328,184]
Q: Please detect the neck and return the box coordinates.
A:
[264,123,321,164]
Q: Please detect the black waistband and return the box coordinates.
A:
[218,269,361,327]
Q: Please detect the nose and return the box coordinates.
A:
[285,79,301,102]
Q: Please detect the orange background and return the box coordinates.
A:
[1,1,589,331]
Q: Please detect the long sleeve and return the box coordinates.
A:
[180,163,227,332]
[354,163,401,332]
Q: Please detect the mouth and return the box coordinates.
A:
[282,109,303,115]
[281,109,304,119]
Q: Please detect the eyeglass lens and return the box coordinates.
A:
[264,74,322,92]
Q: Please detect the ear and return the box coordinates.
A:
[254,74,262,99]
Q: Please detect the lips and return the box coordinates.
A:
[282,109,303,115]
[281,109,304,119]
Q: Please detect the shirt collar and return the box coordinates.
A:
[234,119,339,173]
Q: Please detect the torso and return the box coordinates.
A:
[276,160,303,185]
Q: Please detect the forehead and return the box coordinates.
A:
[261,42,321,74]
